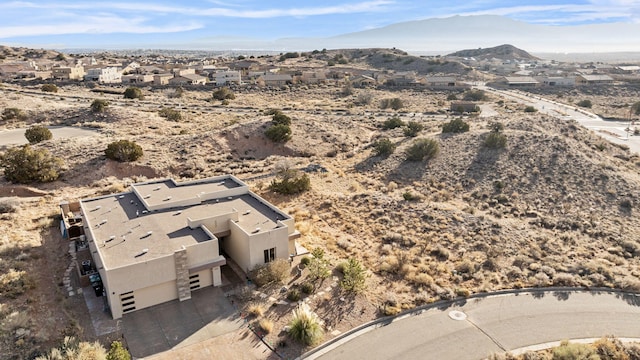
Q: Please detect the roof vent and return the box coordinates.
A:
[142,231,152,238]
[142,210,148,214]
[93,205,102,211]
[144,194,151,199]
[154,186,161,191]
[98,219,107,226]
[253,227,261,233]
[118,195,125,199]
[164,196,172,201]
[106,235,115,243]
[243,210,251,215]
[175,210,182,215]
[228,197,233,200]
[136,249,149,257]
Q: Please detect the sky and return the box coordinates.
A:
[0,0,639,49]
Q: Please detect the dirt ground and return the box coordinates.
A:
[2,77,640,359]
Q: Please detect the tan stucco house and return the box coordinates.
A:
[61,175,299,319]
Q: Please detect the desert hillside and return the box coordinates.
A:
[2,68,640,358]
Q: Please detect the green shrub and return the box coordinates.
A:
[307,248,331,281]
[1,145,63,183]
[2,107,27,121]
[107,340,131,360]
[551,340,598,360]
[577,99,592,108]
[272,112,292,126]
[270,167,310,194]
[265,124,292,143]
[212,87,235,100]
[158,107,183,122]
[446,94,458,101]
[633,101,640,115]
[405,138,439,161]
[442,118,470,134]
[91,99,109,113]
[489,122,504,132]
[301,282,315,294]
[287,289,301,301]
[372,138,396,157]
[340,258,367,293]
[382,117,405,130]
[463,89,487,101]
[524,106,537,113]
[105,140,143,162]
[251,258,290,287]
[288,303,324,346]
[402,191,419,201]
[123,87,144,99]
[484,132,507,149]
[404,121,424,137]
[41,84,58,93]
[355,92,373,105]
[300,256,311,267]
[380,98,404,110]
[24,125,52,143]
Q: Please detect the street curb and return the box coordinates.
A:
[298,287,640,359]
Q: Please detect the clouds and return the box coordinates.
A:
[0,0,638,48]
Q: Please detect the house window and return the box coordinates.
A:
[264,248,275,263]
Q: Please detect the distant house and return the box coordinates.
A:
[212,70,241,86]
[153,73,173,86]
[258,74,293,87]
[52,65,85,80]
[172,68,196,77]
[500,76,539,87]
[614,65,640,74]
[576,74,614,85]
[121,61,140,75]
[425,76,457,87]
[122,74,154,84]
[0,64,26,79]
[299,70,327,84]
[539,76,575,86]
[350,74,376,87]
[230,60,260,75]
[84,67,122,84]
[450,101,480,113]
[169,73,207,85]
[137,65,165,75]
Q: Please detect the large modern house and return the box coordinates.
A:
[60,175,299,319]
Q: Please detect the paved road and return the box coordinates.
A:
[309,290,640,360]
[0,126,99,147]
[480,86,640,154]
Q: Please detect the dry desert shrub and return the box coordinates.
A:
[258,318,274,334]
[247,303,266,317]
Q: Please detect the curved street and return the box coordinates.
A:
[307,290,640,360]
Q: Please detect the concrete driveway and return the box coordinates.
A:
[122,286,243,358]
[308,290,640,360]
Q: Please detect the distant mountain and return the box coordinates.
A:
[267,15,640,54]
[447,44,539,61]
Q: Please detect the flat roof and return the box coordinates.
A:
[81,180,288,270]
[133,178,241,210]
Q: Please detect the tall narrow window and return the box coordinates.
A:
[264,247,276,263]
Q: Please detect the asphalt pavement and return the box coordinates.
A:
[308,290,640,360]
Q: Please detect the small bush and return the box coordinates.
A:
[158,107,183,122]
[489,122,504,132]
[107,340,131,360]
[248,304,266,317]
[269,172,310,194]
[405,138,439,161]
[463,89,487,101]
[0,268,35,298]
[251,258,290,287]
[265,124,292,143]
[551,340,598,360]
[403,191,419,201]
[123,87,144,99]
[105,140,143,162]
[288,303,324,346]
[442,118,470,134]
[355,92,373,105]
[524,106,538,113]
[404,121,424,137]
[37,337,107,360]
[272,112,292,126]
[372,138,396,157]
[484,132,507,149]
[91,99,109,113]
[380,98,403,110]
[41,83,58,93]
[24,125,52,143]
[633,101,640,116]
[213,87,235,100]
[1,145,63,183]
[446,94,458,100]
[258,318,274,334]
[300,256,311,267]
[2,107,27,121]
[287,289,301,301]
[382,117,405,130]
[301,282,314,294]
[307,250,331,281]
[340,258,367,293]
[577,99,593,108]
